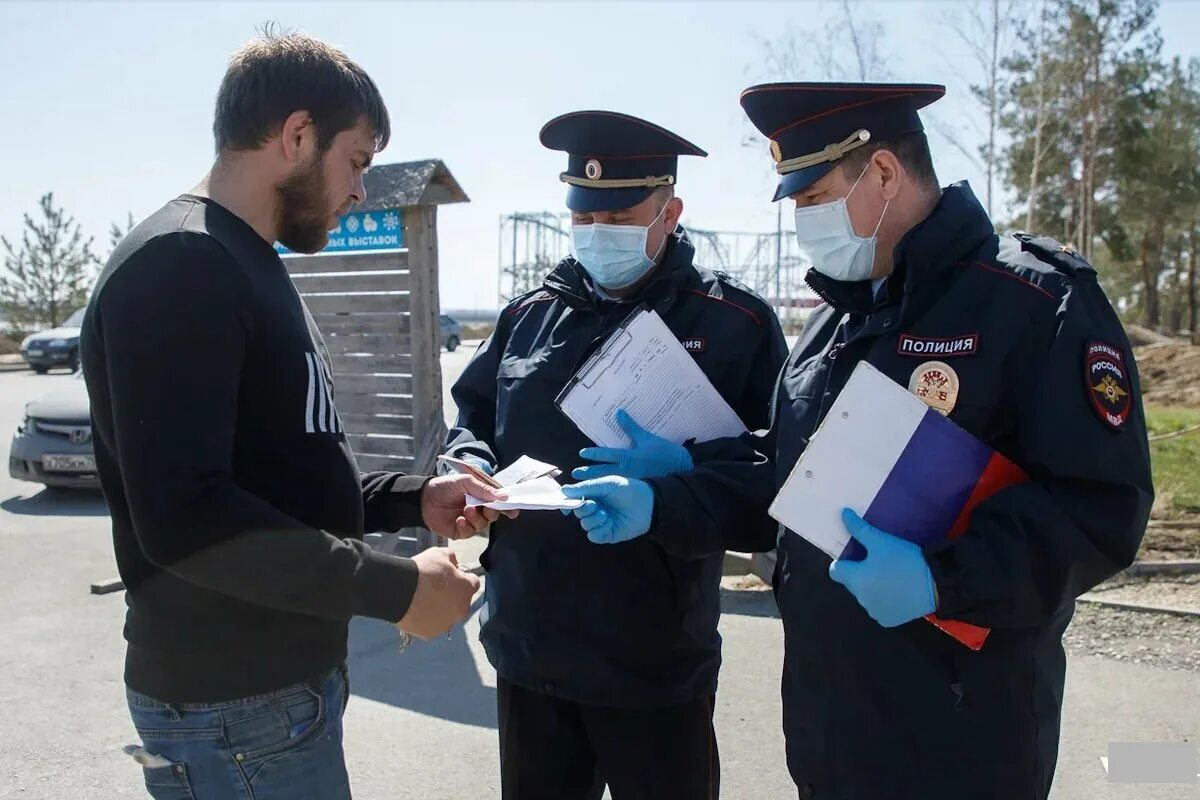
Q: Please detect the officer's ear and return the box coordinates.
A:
[871,149,904,202]
[663,195,684,231]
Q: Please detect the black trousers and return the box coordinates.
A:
[497,676,720,800]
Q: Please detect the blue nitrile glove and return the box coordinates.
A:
[560,477,655,545]
[572,409,693,481]
[828,509,938,628]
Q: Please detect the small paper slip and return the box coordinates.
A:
[442,454,581,511]
[555,307,747,447]
[769,361,1028,650]
[466,476,583,512]
[438,454,561,489]
[492,456,562,486]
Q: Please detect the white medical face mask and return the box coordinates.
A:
[570,201,670,290]
[793,163,889,283]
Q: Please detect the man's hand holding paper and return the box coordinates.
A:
[420,473,516,540]
[442,454,583,512]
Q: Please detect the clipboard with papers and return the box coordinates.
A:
[769,362,1029,650]
[554,307,748,448]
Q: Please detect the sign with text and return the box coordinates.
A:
[275,208,405,255]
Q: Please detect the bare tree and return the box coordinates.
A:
[836,0,891,81]
[755,0,892,85]
[1025,0,1054,231]
[940,0,1025,216]
[1190,220,1198,342]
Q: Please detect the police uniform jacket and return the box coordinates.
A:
[445,229,787,708]
[771,183,1153,800]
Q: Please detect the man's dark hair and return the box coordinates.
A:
[837,131,938,191]
[213,25,391,155]
[653,185,675,211]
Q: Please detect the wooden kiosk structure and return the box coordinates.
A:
[279,159,468,547]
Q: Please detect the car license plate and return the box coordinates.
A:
[42,454,96,473]
[28,350,43,357]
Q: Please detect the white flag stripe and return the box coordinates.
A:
[304,353,318,434]
[770,363,927,558]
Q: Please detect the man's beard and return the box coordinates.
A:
[276,155,333,254]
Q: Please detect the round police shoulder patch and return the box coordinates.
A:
[1084,340,1131,431]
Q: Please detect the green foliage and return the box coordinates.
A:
[1146,405,1200,513]
[999,0,1200,332]
[0,193,98,330]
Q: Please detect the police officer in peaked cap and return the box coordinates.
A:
[576,83,1154,798]
[441,110,786,799]
[744,81,1155,800]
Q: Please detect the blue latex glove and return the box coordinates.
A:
[560,477,655,544]
[828,509,938,628]
[572,409,693,481]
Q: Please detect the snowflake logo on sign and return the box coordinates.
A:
[345,215,360,233]
[362,214,378,232]
[383,212,399,230]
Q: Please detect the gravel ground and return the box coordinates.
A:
[1086,573,1200,612]
[1064,604,1200,672]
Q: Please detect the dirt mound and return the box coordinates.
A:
[1134,342,1200,407]
[1126,324,1178,347]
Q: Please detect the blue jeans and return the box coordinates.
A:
[126,665,352,799]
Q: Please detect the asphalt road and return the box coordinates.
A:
[0,355,1195,799]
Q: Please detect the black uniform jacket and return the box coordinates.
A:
[769,183,1153,800]
[444,228,787,708]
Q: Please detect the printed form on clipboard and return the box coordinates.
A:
[555,307,748,448]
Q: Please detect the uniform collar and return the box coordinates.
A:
[804,182,994,315]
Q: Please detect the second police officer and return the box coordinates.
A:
[442,110,787,800]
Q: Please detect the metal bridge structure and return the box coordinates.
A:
[497,209,820,331]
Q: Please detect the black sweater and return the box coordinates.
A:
[82,195,423,703]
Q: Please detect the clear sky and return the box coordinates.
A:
[2,0,1198,311]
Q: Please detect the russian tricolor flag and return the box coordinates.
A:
[770,362,1028,650]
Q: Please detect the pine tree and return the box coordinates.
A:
[0,193,99,329]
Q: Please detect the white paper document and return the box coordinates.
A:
[492,455,561,486]
[555,308,748,447]
[466,476,583,511]
[443,454,581,511]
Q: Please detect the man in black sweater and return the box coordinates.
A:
[81,31,505,799]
